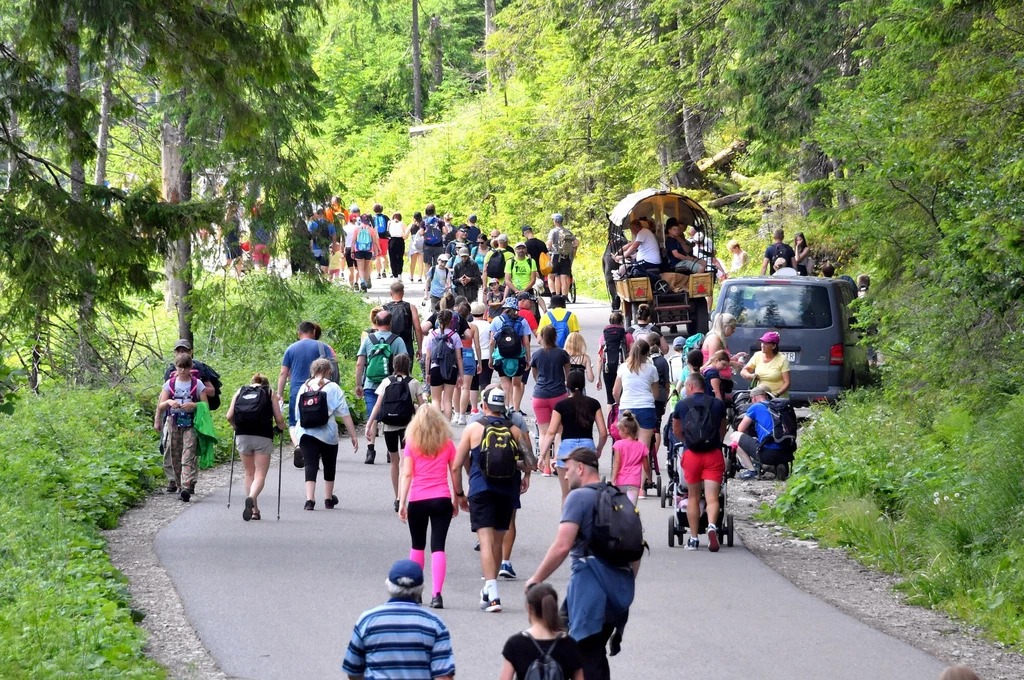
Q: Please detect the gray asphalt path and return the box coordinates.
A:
[155,278,945,679]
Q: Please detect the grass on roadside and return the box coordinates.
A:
[766,389,1024,648]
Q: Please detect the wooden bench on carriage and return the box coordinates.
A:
[602,189,717,337]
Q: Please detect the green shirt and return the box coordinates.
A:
[506,256,537,290]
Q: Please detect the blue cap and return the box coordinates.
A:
[388,559,424,588]
[552,213,563,224]
[349,204,360,213]
[673,336,686,349]
[468,214,477,222]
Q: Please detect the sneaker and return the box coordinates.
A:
[166,482,178,493]
[243,496,254,522]
[738,469,757,480]
[707,524,720,552]
[542,468,552,477]
[474,541,481,552]
[303,500,315,511]
[179,489,191,502]
[499,562,517,579]
[324,495,339,509]
[485,597,502,613]
[430,594,444,609]
[638,490,647,499]
[451,414,460,424]
[479,588,489,610]
[685,537,699,550]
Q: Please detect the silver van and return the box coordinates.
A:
[713,277,869,404]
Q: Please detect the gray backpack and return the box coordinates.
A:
[524,634,563,680]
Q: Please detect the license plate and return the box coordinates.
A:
[782,351,798,363]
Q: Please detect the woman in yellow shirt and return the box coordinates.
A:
[741,331,791,397]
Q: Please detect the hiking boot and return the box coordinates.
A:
[685,537,699,550]
[364,445,376,464]
[499,562,517,579]
[166,482,178,493]
[324,495,339,509]
[179,489,191,502]
[430,594,444,609]
[187,482,196,495]
[707,524,720,553]
[303,500,315,511]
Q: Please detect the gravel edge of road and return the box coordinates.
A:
[104,463,235,680]
[730,481,1024,680]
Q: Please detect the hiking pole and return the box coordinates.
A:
[226,437,237,508]
[277,431,284,521]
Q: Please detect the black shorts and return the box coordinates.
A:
[654,401,667,425]
[225,244,243,260]
[315,253,329,268]
[353,250,373,261]
[344,248,355,268]
[469,490,515,531]
[383,429,405,453]
[552,255,572,276]
[429,365,459,386]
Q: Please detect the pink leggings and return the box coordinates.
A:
[532,394,568,428]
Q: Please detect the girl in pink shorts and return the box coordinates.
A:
[611,410,651,505]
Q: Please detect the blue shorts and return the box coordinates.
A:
[364,389,379,424]
[462,349,477,376]
[627,407,658,430]
[556,438,596,469]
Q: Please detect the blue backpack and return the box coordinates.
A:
[423,219,443,246]
[545,311,571,348]
[373,213,389,237]
[355,226,373,253]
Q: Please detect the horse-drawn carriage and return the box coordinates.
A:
[601,189,717,336]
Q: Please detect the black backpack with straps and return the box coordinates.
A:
[602,326,627,371]
[585,482,647,567]
[379,376,415,426]
[233,384,273,437]
[682,395,719,452]
[523,634,565,680]
[495,317,522,359]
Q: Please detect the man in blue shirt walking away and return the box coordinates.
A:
[342,559,455,680]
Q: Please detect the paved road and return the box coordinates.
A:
[156,278,945,679]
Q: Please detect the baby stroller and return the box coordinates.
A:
[660,419,680,509]
[667,442,734,548]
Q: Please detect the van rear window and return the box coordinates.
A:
[722,284,833,329]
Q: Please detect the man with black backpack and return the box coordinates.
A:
[596,313,629,405]
[385,281,423,368]
[356,310,409,465]
[526,447,644,680]
[729,384,797,481]
[453,388,531,614]
[421,203,445,268]
[671,373,728,551]
[546,213,577,297]
[490,298,532,412]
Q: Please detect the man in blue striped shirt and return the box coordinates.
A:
[343,560,456,680]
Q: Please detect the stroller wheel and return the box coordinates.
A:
[660,491,667,509]
[776,463,789,481]
[656,475,663,499]
[726,514,735,547]
[668,515,676,548]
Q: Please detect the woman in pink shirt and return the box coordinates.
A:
[399,404,460,610]
[611,410,651,505]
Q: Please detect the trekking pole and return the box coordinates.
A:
[277,432,284,521]
[226,437,236,508]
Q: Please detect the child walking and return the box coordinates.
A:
[155,355,209,502]
[611,410,650,505]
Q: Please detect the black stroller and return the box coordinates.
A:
[666,440,734,548]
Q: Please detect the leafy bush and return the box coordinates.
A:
[770,390,1024,648]
[0,390,165,678]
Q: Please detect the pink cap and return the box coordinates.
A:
[759,331,781,344]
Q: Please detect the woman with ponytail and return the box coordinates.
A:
[540,371,607,504]
[500,583,584,680]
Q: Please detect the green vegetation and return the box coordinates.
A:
[0,276,368,676]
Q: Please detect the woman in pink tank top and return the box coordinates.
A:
[398,404,459,610]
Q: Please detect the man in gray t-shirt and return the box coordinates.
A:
[469,385,534,580]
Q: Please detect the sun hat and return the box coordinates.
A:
[503,297,519,310]
[471,301,486,317]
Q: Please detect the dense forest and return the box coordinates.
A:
[3,0,1024,673]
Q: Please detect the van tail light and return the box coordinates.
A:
[830,344,844,365]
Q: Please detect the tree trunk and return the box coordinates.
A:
[161,106,194,346]
[428,15,442,92]
[657,103,701,190]
[412,0,423,120]
[682,104,707,164]
[833,157,848,209]
[798,139,831,216]
[4,106,16,190]
[62,11,84,201]
[94,50,114,186]
[484,0,496,89]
